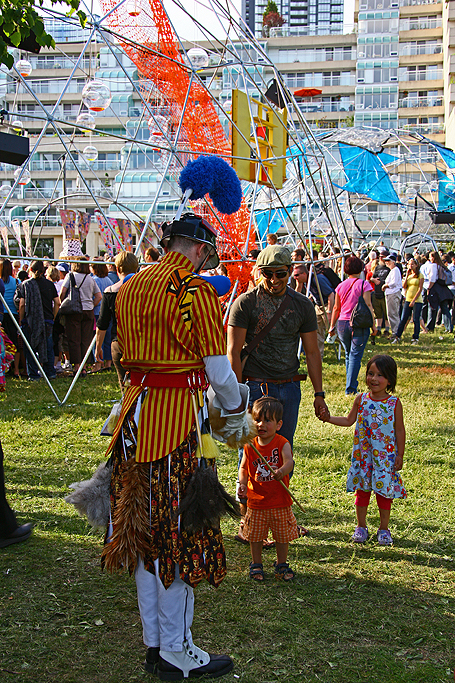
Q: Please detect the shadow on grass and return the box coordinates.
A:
[1,531,454,683]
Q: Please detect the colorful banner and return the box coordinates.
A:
[95,211,114,257]
[11,219,23,256]
[135,220,160,257]
[117,218,133,252]
[109,219,123,252]
[0,225,10,255]
[22,219,32,256]
[77,211,92,243]
[59,209,77,239]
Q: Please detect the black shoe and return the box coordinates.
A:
[157,654,234,680]
[0,523,33,548]
[144,647,160,674]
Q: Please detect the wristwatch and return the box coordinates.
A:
[314,391,326,398]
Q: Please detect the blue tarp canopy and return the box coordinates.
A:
[437,169,455,210]
[435,144,455,169]
[337,144,401,204]
[255,207,289,246]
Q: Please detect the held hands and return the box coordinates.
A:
[314,396,329,421]
[317,406,331,422]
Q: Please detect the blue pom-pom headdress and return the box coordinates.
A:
[178,155,242,215]
[161,156,242,273]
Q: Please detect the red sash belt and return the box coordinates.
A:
[130,371,191,388]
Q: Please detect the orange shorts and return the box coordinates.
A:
[243,506,299,543]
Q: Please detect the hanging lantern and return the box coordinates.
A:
[82,145,98,163]
[11,120,24,133]
[148,115,168,150]
[14,167,31,185]
[81,80,112,112]
[126,0,141,16]
[429,181,438,191]
[187,47,209,69]
[405,186,417,198]
[76,112,96,131]
[15,59,32,77]
[390,175,399,183]
[0,184,11,199]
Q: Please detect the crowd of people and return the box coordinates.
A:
[0,227,452,679]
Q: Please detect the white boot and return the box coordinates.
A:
[159,640,210,678]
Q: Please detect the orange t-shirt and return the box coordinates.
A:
[244,434,293,509]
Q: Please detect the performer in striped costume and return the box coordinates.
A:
[103,213,246,680]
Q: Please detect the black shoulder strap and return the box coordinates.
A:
[243,287,293,356]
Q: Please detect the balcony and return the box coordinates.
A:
[287,74,355,88]
[269,24,356,38]
[400,122,444,135]
[399,18,442,31]
[399,43,442,56]
[398,96,443,108]
[399,0,440,5]
[399,69,443,82]
[298,101,354,113]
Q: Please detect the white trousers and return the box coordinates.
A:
[135,559,194,652]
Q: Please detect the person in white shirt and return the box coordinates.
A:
[382,254,402,338]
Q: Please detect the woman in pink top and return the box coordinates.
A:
[328,256,376,395]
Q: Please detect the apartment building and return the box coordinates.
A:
[242,0,344,39]
[0,1,454,257]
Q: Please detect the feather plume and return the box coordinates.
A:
[176,465,240,533]
[65,461,112,529]
[102,458,150,574]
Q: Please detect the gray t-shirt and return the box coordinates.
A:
[228,284,317,379]
[62,271,101,311]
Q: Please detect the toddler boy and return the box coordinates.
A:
[238,396,299,581]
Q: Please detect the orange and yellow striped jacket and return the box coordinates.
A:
[106,251,226,462]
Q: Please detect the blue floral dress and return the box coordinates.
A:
[346,392,406,499]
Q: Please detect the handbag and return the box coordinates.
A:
[59,273,87,315]
[350,280,373,329]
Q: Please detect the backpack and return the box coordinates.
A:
[437,265,452,287]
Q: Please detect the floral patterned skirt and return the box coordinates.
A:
[101,395,227,589]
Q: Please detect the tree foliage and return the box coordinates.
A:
[263,0,279,18]
[0,0,86,69]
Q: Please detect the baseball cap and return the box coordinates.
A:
[256,245,292,269]
[56,262,69,273]
[378,246,389,256]
[384,254,396,263]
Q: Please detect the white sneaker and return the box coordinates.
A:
[411,338,418,345]
[391,338,399,345]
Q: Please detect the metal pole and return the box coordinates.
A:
[0,293,62,404]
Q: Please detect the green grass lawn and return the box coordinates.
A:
[1,331,454,683]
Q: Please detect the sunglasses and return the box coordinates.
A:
[260,268,289,280]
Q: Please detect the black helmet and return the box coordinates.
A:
[160,212,219,269]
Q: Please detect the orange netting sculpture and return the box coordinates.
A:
[99,0,255,294]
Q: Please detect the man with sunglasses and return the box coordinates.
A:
[228,246,329,536]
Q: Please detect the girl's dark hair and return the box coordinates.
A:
[1,258,13,282]
[344,255,364,275]
[30,260,45,278]
[366,354,397,393]
[251,396,283,423]
[91,262,109,278]
[17,270,28,282]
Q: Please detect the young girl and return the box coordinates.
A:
[320,354,406,546]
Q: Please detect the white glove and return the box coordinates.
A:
[208,383,251,445]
